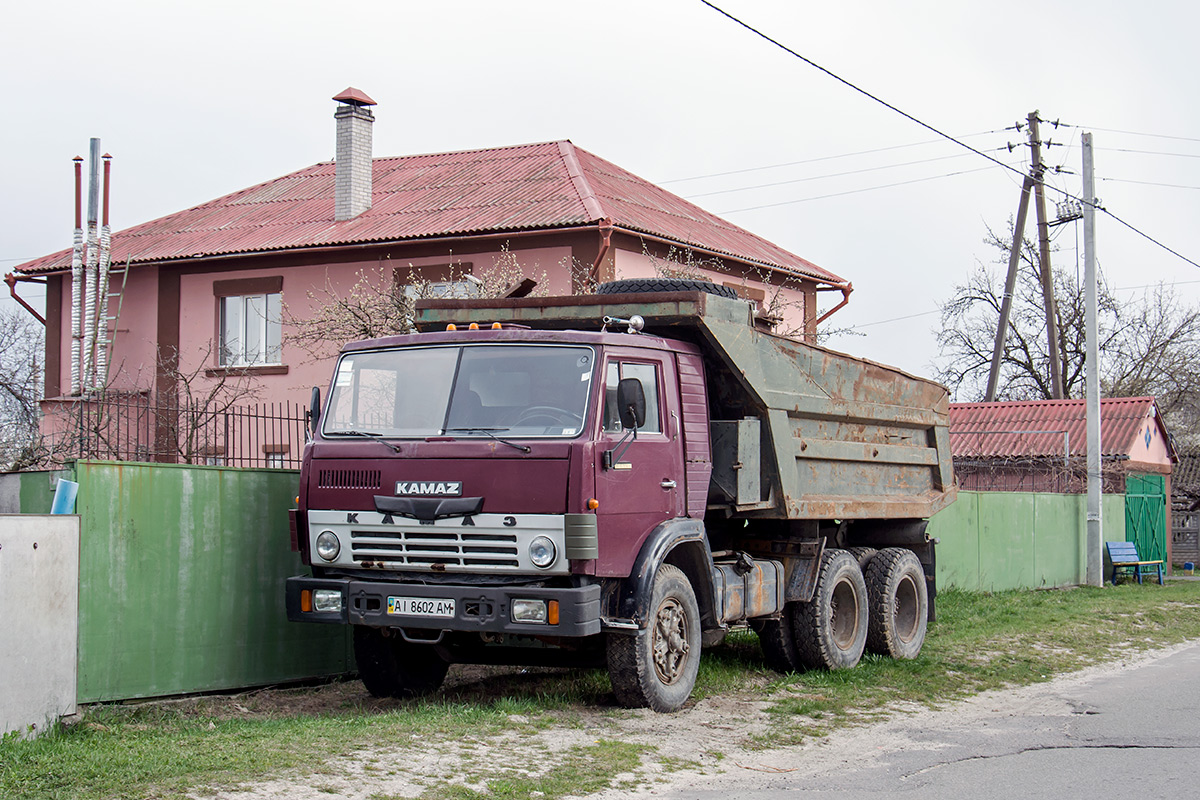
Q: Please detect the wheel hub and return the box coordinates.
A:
[652,598,690,684]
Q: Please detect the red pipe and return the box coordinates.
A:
[102,154,112,226]
[587,218,614,286]
[815,283,853,327]
[74,156,83,229]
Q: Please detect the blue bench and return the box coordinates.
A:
[1106,541,1164,585]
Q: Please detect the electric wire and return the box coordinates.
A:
[685,149,1003,199]
[718,164,1013,214]
[699,1,1200,272]
[658,129,1005,184]
[1065,125,1200,145]
[1098,177,1200,190]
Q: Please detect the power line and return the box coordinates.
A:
[698,1,1200,273]
[850,308,941,330]
[686,150,1000,199]
[1098,176,1200,190]
[719,164,1008,214]
[658,130,1004,184]
[698,1,1029,183]
[1098,147,1200,159]
[1066,124,1200,145]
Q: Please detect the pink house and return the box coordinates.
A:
[10,89,851,467]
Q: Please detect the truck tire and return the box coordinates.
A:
[756,604,804,674]
[846,546,878,571]
[596,278,740,299]
[607,564,701,712]
[353,626,450,699]
[864,547,928,660]
[792,549,868,670]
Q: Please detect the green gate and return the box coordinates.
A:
[1126,472,1167,562]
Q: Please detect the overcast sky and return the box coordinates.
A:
[3,0,1198,384]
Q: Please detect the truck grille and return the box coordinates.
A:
[350,529,520,568]
[318,469,382,490]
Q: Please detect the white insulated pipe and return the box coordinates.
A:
[95,154,113,390]
[82,138,100,392]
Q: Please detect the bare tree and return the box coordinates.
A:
[284,247,556,361]
[0,307,45,471]
[935,223,1200,445]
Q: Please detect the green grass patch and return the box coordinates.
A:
[4,581,1200,799]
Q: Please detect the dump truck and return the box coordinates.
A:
[286,280,956,712]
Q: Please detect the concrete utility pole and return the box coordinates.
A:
[1082,132,1103,586]
[985,174,1036,402]
[1028,111,1064,399]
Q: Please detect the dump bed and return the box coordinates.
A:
[416,291,955,521]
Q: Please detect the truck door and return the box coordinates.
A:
[593,350,686,575]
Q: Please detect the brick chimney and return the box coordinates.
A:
[333,87,376,221]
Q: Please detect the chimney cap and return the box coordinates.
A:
[333,87,377,107]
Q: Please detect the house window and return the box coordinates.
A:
[218,292,282,366]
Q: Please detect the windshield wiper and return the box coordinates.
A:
[324,429,402,453]
[444,427,532,454]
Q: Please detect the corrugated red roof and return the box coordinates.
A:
[13,141,845,285]
[949,397,1174,460]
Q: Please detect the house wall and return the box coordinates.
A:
[1126,411,1172,465]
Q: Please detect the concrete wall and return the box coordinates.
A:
[931,490,1127,590]
[0,515,79,738]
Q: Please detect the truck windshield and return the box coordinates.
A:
[323,344,595,439]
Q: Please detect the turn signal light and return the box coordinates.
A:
[548,600,560,625]
[300,589,312,613]
[587,498,600,510]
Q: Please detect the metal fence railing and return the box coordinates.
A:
[40,393,307,469]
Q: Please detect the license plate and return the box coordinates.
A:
[387,596,455,618]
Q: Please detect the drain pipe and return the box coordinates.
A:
[4,273,45,325]
[585,218,614,288]
[70,154,84,395]
[94,153,113,390]
[82,138,100,392]
[814,283,853,327]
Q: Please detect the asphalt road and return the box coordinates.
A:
[646,640,1200,799]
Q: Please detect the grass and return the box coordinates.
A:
[4,581,1200,799]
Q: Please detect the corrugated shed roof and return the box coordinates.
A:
[13,141,845,285]
[949,397,1174,460]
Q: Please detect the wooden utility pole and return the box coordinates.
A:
[1028,111,1065,399]
[984,174,1036,402]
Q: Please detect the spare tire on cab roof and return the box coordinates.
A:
[595,278,741,299]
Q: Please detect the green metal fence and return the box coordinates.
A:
[72,461,351,702]
[930,490,1127,591]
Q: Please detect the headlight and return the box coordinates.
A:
[312,589,343,613]
[529,535,556,569]
[315,530,341,561]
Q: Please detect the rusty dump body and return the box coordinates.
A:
[415,290,956,523]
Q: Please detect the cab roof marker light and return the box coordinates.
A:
[469,322,479,330]
[492,322,502,329]
[446,324,457,331]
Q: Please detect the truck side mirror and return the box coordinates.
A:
[617,378,646,429]
[309,386,321,436]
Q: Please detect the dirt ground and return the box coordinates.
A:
[165,641,1195,800]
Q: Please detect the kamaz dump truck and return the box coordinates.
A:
[286,280,956,711]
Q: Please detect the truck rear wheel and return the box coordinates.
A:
[353,626,450,699]
[607,564,701,712]
[756,605,804,674]
[792,549,868,670]
[864,547,928,660]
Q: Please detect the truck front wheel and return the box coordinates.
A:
[607,564,701,712]
[353,626,450,699]
[792,549,868,670]
[864,548,928,659]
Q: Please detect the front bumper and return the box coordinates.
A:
[286,575,602,637]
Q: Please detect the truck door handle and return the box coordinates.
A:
[661,479,677,489]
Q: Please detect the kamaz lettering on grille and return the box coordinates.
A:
[395,481,463,496]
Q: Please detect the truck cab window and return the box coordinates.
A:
[603,362,661,434]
